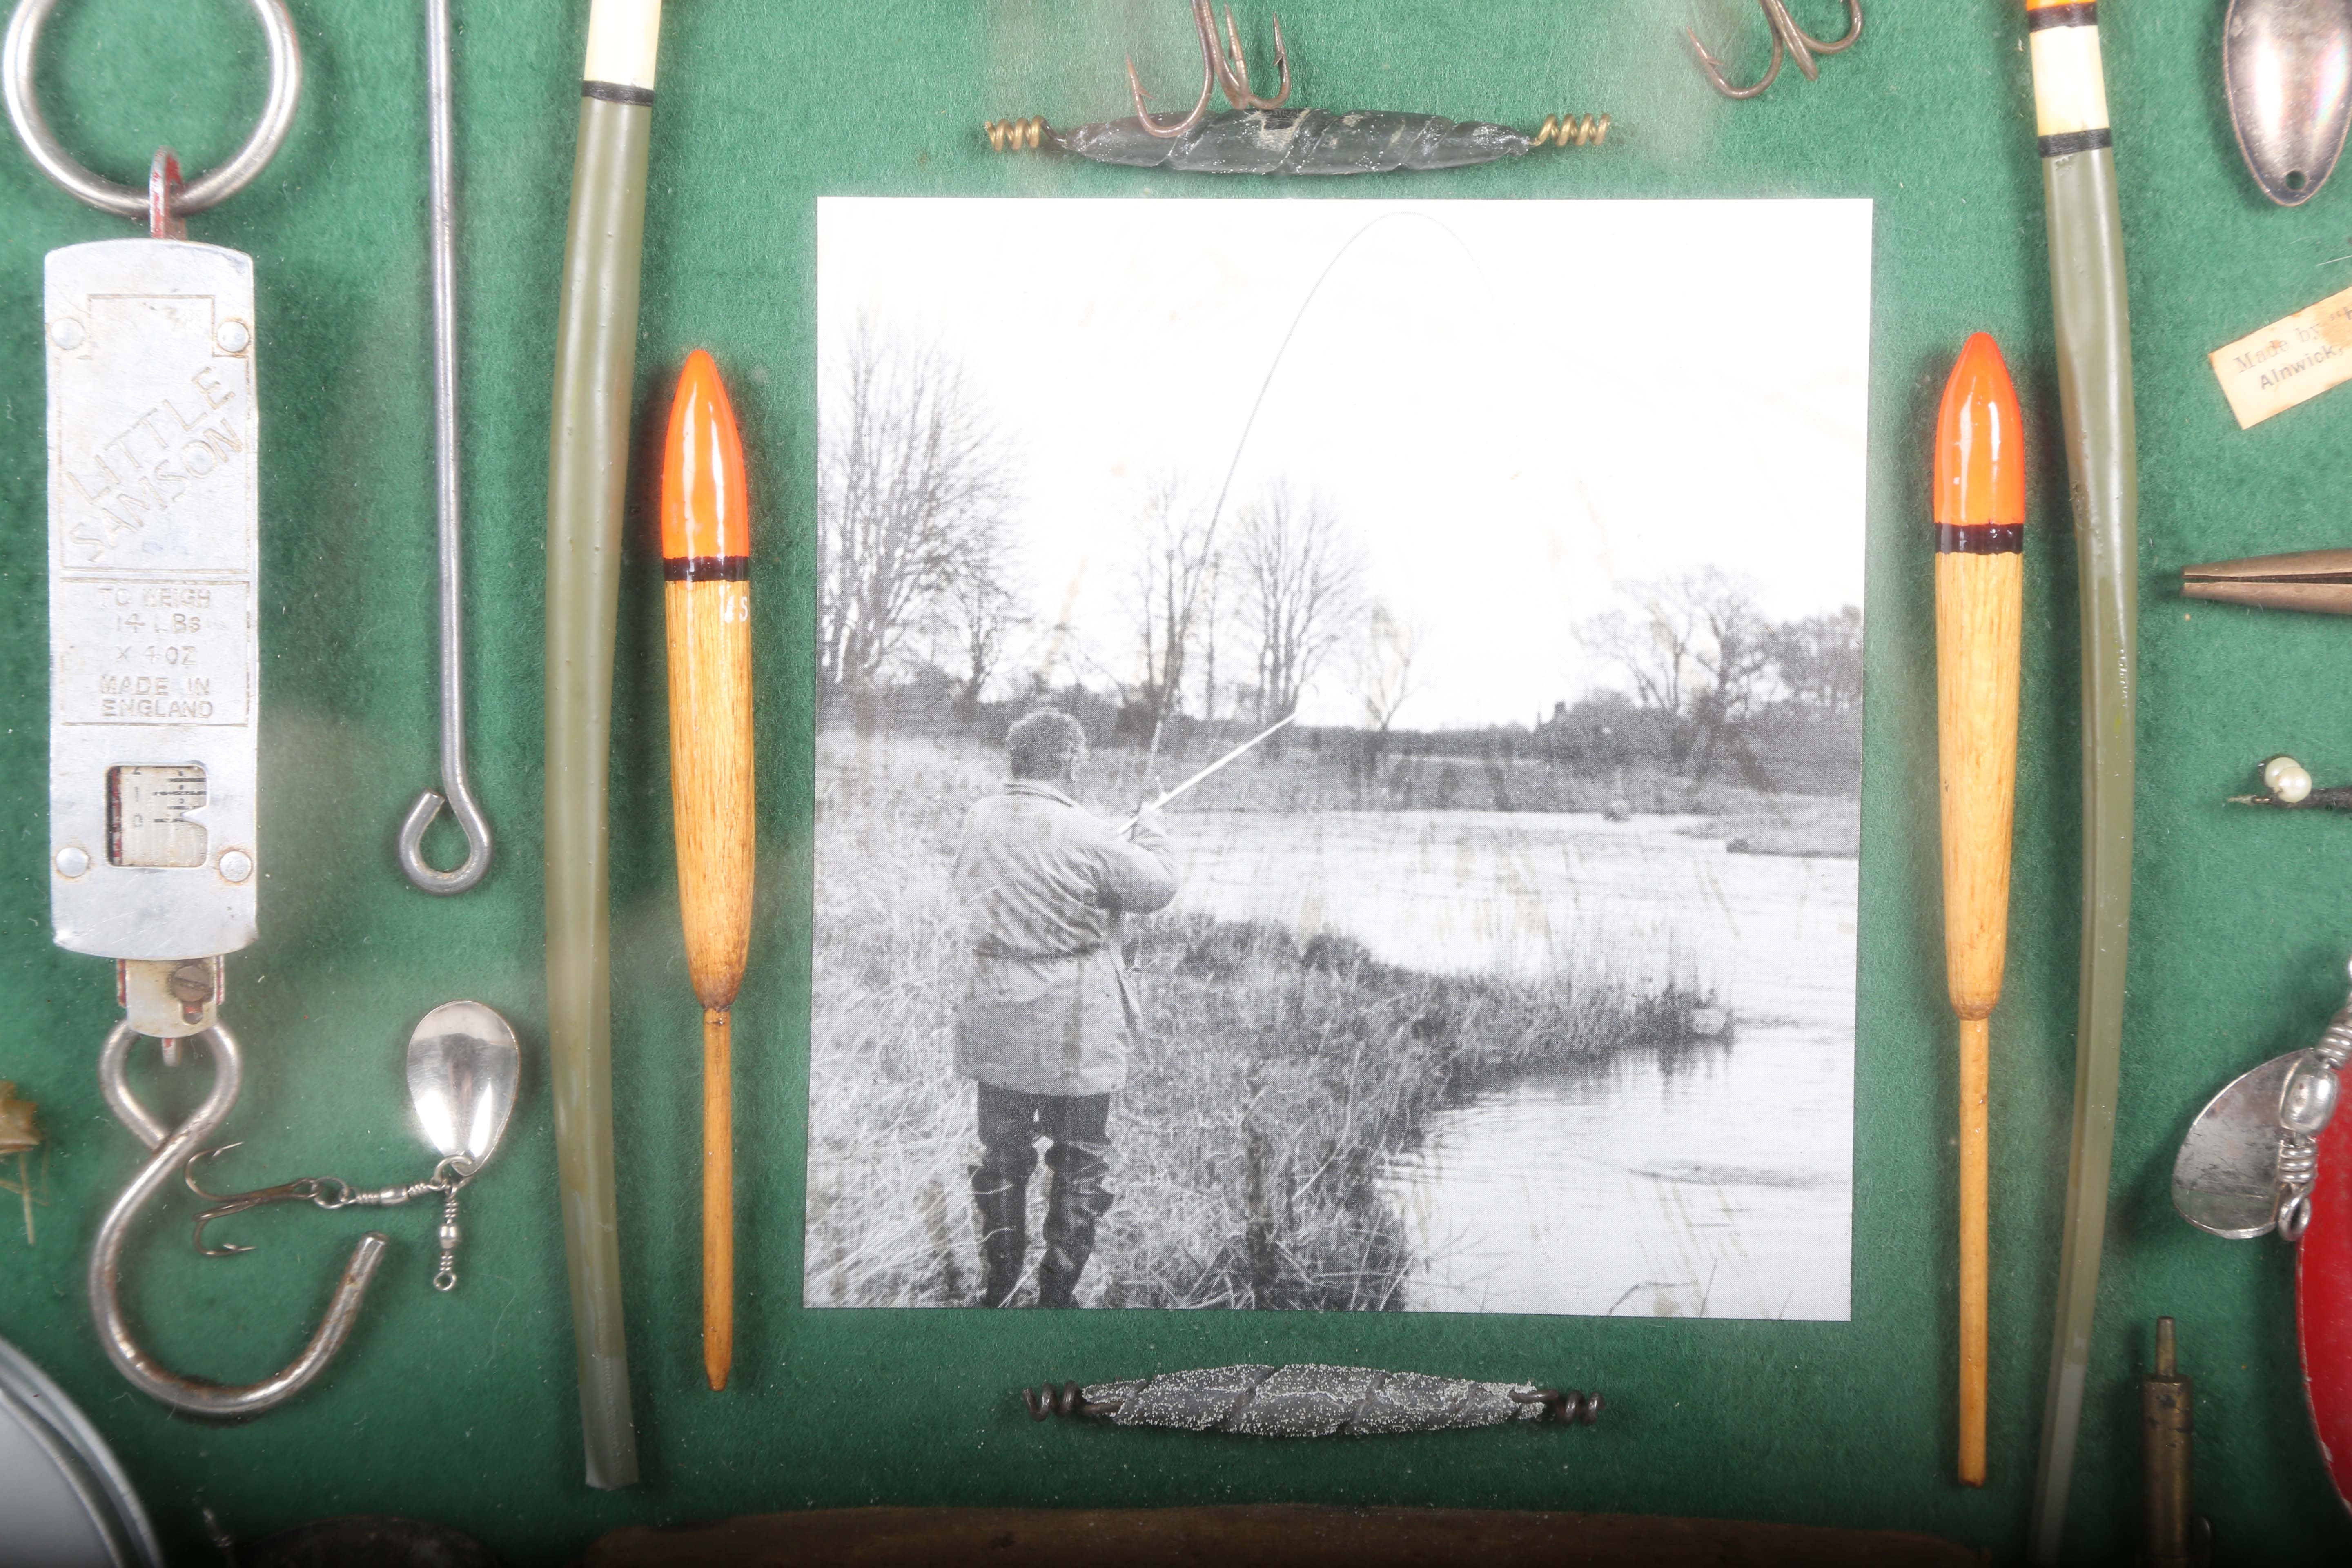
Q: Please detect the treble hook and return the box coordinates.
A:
[1127,1,1290,140]
[1205,1,1289,111]
[183,1143,351,1257]
[1688,0,1862,100]
[397,0,493,896]
[92,1021,388,1417]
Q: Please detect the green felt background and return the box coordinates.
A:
[2,0,2349,1560]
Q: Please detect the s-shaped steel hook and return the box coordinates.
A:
[396,0,492,895]
[92,1021,388,1417]
[1689,0,1862,100]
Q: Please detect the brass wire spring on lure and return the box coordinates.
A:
[1023,1382,1126,1420]
[985,117,1051,152]
[1530,113,1610,148]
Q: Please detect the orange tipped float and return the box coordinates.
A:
[1934,330,2027,544]
[1933,331,2025,1488]
[663,348,751,572]
[659,348,756,1391]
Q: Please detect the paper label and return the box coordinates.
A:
[2209,284,2352,428]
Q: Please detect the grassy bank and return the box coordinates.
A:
[1684,794,1861,859]
[807,731,1719,1311]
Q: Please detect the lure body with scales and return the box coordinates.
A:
[1027,1364,1599,1435]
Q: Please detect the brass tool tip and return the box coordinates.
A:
[2182,547,2352,614]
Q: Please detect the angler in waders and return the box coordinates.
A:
[953,708,1177,1307]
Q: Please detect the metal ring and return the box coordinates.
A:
[3,0,301,218]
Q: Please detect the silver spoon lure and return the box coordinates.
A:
[184,1001,521,1290]
[2225,0,2352,205]
[2173,965,2352,1241]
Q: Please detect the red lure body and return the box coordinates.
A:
[2301,1098,2352,1509]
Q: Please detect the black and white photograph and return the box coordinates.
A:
[806,196,1871,1317]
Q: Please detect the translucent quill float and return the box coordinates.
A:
[546,0,663,1488]
[2018,0,2139,1554]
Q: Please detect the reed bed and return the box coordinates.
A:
[807,731,1716,1310]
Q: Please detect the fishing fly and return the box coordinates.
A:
[0,1083,45,1245]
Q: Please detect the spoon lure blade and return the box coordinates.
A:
[2225,0,2352,205]
[405,1000,521,1174]
[2173,1050,2303,1239]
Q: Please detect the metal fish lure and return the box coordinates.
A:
[1024,1364,1601,1436]
[2171,972,2352,1513]
[985,2,1607,176]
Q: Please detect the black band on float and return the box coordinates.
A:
[582,80,656,107]
[662,556,751,582]
[1937,524,2026,555]
[2037,128,2113,158]
[2026,3,2098,30]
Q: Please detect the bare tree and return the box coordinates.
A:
[1764,605,1864,715]
[1682,573,1772,781]
[943,565,1025,720]
[1579,589,1700,717]
[1352,600,1422,734]
[1197,550,1225,725]
[817,319,1014,722]
[1238,485,1362,729]
[1687,575,1773,728]
[1578,569,1769,718]
[1578,570,1774,774]
[1349,600,1422,773]
[1125,478,1221,743]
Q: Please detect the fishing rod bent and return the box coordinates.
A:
[1141,211,1488,768]
[1122,712,1297,832]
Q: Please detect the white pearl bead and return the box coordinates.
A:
[2265,756,2314,804]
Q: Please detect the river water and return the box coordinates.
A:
[1165,808,1855,1320]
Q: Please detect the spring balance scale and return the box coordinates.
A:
[9,0,515,1417]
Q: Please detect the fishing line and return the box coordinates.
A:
[1145,208,1505,772]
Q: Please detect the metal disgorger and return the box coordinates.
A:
[396,0,493,893]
